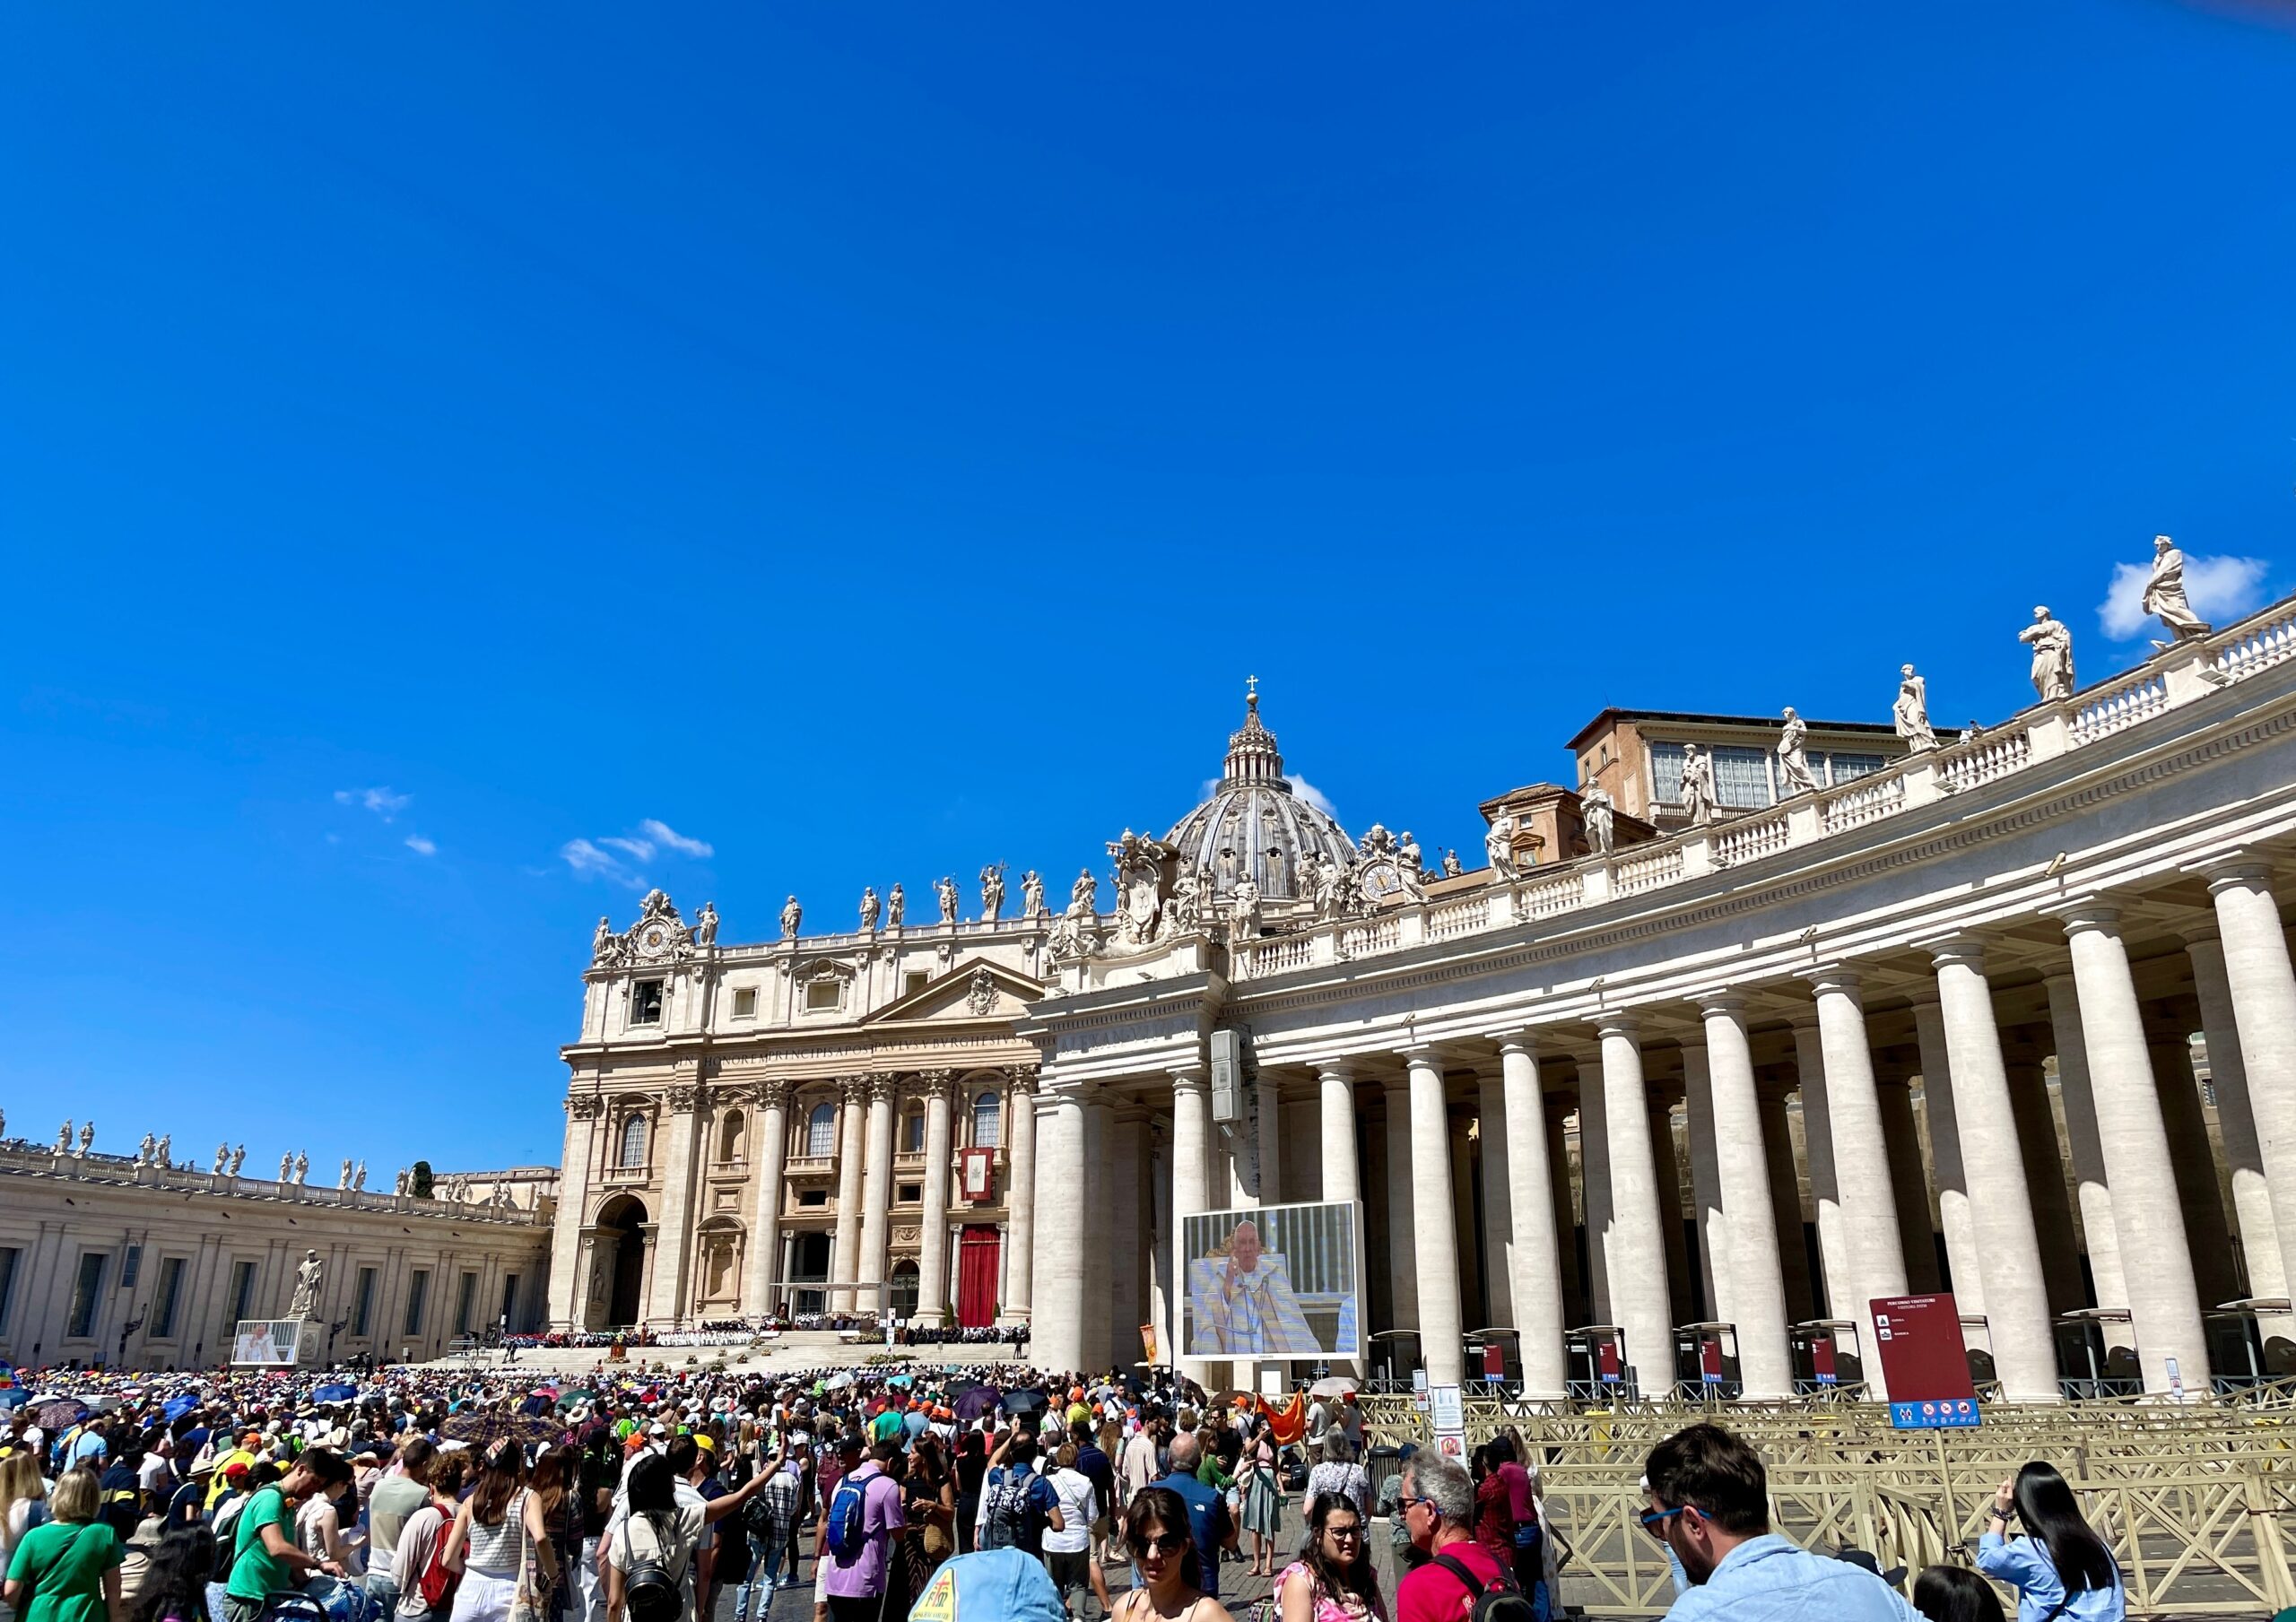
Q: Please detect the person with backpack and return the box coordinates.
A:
[1638,1424,1917,1622]
[391,1451,470,1622]
[219,1450,351,1622]
[819,1438,905,1622]
[976,1429,1064,1560]
[1976,1464,2125,1622]
[1394,1455,1519,1622]
[602,1451,768,1622]
[4,1467,121,1622]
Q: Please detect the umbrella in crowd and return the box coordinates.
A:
[31,1399,87,1430]
[1000,1388,1049,1416]
[440,1408,565,1449]
[953,1385,1002,1421]
[1309,1375,1360,1399]
[554,1390,596,1411]
[311,1383,360,1404]
[162,1394,201,1422]
[0,1388,30,1409]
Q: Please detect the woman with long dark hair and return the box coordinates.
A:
[126,1526,214,1622]
[1274,1492,1385,1622]
[442,1441,546,1622]
[1914,1565,2007,1622]
[1114,1487,1233,1622]
[1978,1463,2123,1622]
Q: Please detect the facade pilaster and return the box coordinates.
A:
[1257,1069,1283,1208]
[1168,1063,1209,1369]
[915,1072,954,1323]
[1596,1018,1674,1396]
[2057,906,2210,1392]
[1109,1112,1145,1370]
[1404,1047,1466,1387]
[830,1078,866,1315]
[1032,1088,1089,1374]
[857,1071,897,1307]
[645,1077,705,1325]
[1003,1067,1039,1325]
[745,1081,789,1316]
[1496,1037,1567,1399]
[548,1092,599,1328]
[1926,937,2058,1401]
[1696,995,1794,1401]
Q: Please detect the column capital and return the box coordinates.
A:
[1004,1065,1041,1095]
[2179,922,2222,950]
[1796,964,1864,1000]
[914,1069,955,1101]
[566,1093,604,1120]
[2189,854,2277,894]
[2044,898,2125,937]
[1593,1012,1639,1041]
[837,1073,868,1102]
[1165,1063,1205,1090]
[756,1079,788,1112]
[1919,932,1991,971]
[864,1071,898,1106]
[665,1083,702,1114]
[1492,1029,1536,1058]
[1690,990,1746,1018]
[1312,1057,1357,1081]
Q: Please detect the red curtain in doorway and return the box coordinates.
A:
[956,1225,1001,1328]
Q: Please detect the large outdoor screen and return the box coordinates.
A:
[1182,1200,1361,1359]
[231,1318,310,1368]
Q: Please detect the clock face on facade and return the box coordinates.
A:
[635,924,673,959]
[1356,858,1408,902]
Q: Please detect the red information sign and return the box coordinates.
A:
[958,1147,996,1203]
[1873,1293,1980,1428]
[1596,1340,1622,1383]
[1809,1334,1836,1383]
[1483,1342,1507,1383]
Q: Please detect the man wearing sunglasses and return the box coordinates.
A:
[1643,1425,1918,1622]
[1395,1454,1518,1622]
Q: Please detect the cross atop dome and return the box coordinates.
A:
[1223,676,1285,787]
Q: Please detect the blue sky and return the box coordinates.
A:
[5,1,2293,1175]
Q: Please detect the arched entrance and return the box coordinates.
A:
[791,1231,832,1316]
[597,1196,648,1328]
[890,1260,920,1322]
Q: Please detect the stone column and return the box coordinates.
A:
[2057,906,2209,1392]
[1792,1019,1852,1325]
[1109,1112,1145,1370]
[1648,1085,1695,1331]
[1578,1062,1613,1323]
[1257,1069,1284,1207]
[2203,863,2296,1307]
[1383,1078,1421,1333]
[1805,970,1909,1394]
[548,1095,599,1329]
[744,1082,789,1317]
[914,1074,954,1323]
[1083,1097,1113,1366]
[1496,1037,1567,1400]
[1911,995,1985,1323]
[1003,1068,1039,1325]
[1170,1063,1211,1369]
[2040,976,2132,1350]
[1927,938,2059,1401]
[1033,1088,1089,1374]
[647,1081,705,1325]
[1875,1073,1940,1293]
[1476,1070,1516,1329]
[830,1079,867,1315]
[1682,1041,1732,1327]
[1405,1047,1466,1386]
[2145,1020,2240,1310]
[1318,1063,1361,1204]
[857,1074,898,1310]
[1698,996,1794,1401]
[1596,1018,1674,1395]
[1547,1092,1585,1327]
[2187,929,2293,1332]
[1755,1082,1814,1324]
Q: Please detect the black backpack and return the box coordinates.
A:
[1433,1552,1537,1622]
[619,1514,685,1622]
[978,1467,1040,1552]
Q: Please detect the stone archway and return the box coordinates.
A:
[597,1195,649,1328]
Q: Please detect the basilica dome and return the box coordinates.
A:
[1161,685,1355,903]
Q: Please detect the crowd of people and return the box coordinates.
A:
[0,1354,2127,1622]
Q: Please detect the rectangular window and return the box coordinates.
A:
[631,980,665,1024]
[1648,742,1773,810]
[152,1256,186,1338]
[898,1183,921,1205]
[731,987,758,1019]
[68,1252,107,1338]
[121,1244,143,1290]
[353,1267,378,1337]
[903,972,929,998]
[455,1271,478,1335]
[500,1274,519,1330]
[798,1189,829,1207]
[1814,750,1885,785]
[404,1270,430,1335]
[0,1247,17,1331]
[901,1113,925,1154]
[230,1261,259,1326]
[805,979,840,1011]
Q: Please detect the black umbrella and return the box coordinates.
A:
[953,1385,1003,1421]
[1000,1389,1050,1416]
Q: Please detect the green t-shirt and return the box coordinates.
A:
[227,1485,295,1601]
[4,1520,124,1622]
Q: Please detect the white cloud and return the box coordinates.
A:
[404,836,437,856]
[1286,774,1340,819]
[335,786,412,821]
[639,819,714,858]
[599,837,655,861]
[561,837,646,889]
[2099,552,2268,641]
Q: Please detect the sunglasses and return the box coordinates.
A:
[1134,1532,1188,1557]
[1640,1505,1693,1539]
[1323,1524,1364,1541]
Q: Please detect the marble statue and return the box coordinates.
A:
[1297,849,1321,906]
[280,1151,293,1183]
[493,1177,510,1207]
[886,882,905,928]
[338,1158,353,1189]
[1069,868,1099,915]
[55,1121,72,1155]
[780,896,803,939]
[229,1144,245,1175]
[1441,848,1463,878]
[156,1134,170,1169]
[77,1123,93,1157]
[1316,854,1347,920]
[394,1167,408,1196]
[1230,876,1262,941]
[639,888,675,922]
[353,1160,366,1191]
[2020,606,2075,701]
[935,875,960,924]
[694,902,718,948]
[1680,743,1718,828]
[1777,708,1818,795]
[860,887,881,933]
[1106,829,1174,948]
[979,862,1006,922]
[2144,534,2212,640]
[1170,867,1204,932]
[213,1143,230,1175]
[293,1150,309,1184]
[288,1249,324,1318]
[1894,664,1937,751]
[139,1132,157,1165]
[1583,785,1617,855]
[1021,870,1046,919]
[591,916,617,965]
[1398,831,1423,876]
[1483,814,1517,880]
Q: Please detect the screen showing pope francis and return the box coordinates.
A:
[1183,1200,1362,1359]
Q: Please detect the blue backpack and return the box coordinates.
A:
[825,1474,869,1564]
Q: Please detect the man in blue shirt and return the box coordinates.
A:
[1148,1434,1236,1602]
[1643,1424,1918,1622]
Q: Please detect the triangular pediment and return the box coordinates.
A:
[864,956,1043,1025]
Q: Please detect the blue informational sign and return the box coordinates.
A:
[1889,1398,1981,1429]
